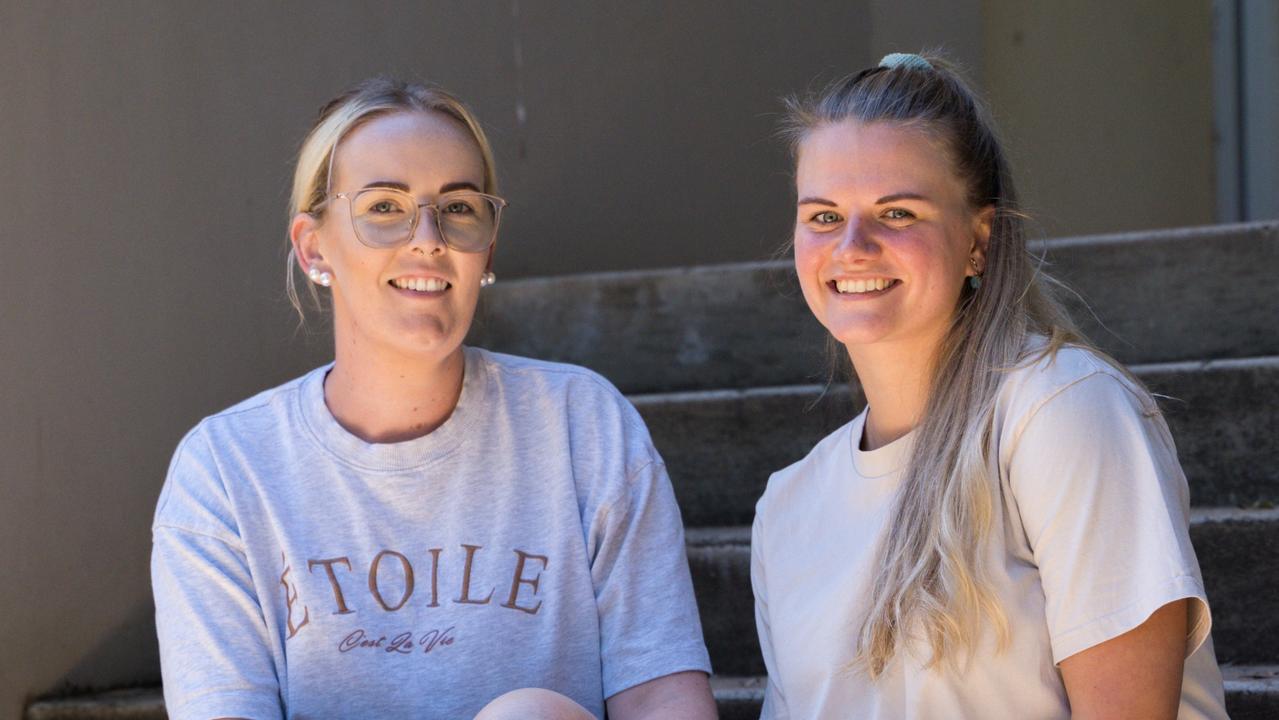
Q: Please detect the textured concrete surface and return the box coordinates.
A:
[469,223,1279,394]
[708,665,1279,720]
[469,261,829,394]
[26,660,1279,719]
[640,357,1279,527]
[1189,510,1279,665]
[686,509,1279,677]
[1222,666,1279,720]
[26,689,164,720]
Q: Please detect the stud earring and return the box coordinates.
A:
[968,258,982,289]
[480,272,496,288]
[309,267,331,287]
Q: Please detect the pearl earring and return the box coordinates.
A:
[309,267,331,287]
[480,272,496,288]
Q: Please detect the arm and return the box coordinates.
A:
[606,670,717,720]
[751,508,788,718]
[153,432,284,720]
[1007,372,1210,716]
[587,450,713,713]
[1059,599,1187,720]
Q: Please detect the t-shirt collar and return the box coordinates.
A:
[298,346,489,473]
[849,407,914,479]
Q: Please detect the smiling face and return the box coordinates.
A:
[793,119,990,356]
[291,110,492,364]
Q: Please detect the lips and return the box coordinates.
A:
[390,277,450,293]
[829,278,900,294]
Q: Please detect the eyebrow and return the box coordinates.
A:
[796,192,933,206]
[875,192,932,204]
[439,181,481,193]
[361,180,411,191]
[797,196,837,207]
[359,180,482,194]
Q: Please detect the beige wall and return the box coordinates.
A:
[983,0,1216,237]
[0,0,1211,715]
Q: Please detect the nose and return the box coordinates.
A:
[408,206,447,254]
[834,216,880,260]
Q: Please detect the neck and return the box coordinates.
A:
[324,333,466,444]
[847,334,940,451]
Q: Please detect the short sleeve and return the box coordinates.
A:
[590,458,713,699]
[1008,372,1211,664]
[152,431,284,720]
[752,507,790,719]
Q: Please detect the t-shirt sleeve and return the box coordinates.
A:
[752,507,790,719]
[590,456,713,699]
[151,430,284,720]
[1007,371,1211,665]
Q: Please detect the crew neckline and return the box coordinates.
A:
[298,346,489,473]
[849,408,914,479]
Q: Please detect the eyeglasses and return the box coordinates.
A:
[314,187,507,253]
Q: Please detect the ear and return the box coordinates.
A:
[290,212,326,275]
[967,205,995,276]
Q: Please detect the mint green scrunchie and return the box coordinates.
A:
[879,53,932,71]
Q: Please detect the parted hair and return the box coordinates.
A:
[781,55,1135,677]
[285,77,498,320]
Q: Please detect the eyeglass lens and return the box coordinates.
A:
[349,189,499,252]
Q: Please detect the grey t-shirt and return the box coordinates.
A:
[151,347,711,720]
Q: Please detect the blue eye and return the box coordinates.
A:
[883,208,915,220]
[811,211,842,225]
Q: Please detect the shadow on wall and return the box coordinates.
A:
[36,603,160,702]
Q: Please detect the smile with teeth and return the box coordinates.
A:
[832,278,898,294]
[391,277,450,293]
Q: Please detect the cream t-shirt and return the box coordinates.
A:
[751,347,1227,719]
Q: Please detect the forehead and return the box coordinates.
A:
[331,110,485,190]
[796,119,963,199]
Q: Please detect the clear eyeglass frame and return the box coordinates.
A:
[313,187,508,253]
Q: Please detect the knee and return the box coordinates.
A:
[474,687,596,720]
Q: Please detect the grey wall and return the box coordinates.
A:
[983,0,1216,238]
[0,0,1215,716]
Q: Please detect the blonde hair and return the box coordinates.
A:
[782,55,1144,676]
[285,77,499,320]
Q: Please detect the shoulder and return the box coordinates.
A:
[154,367,324,531]
[476,347,627,397]
[996,343,1154,446]
[195,365,324,441]
[757,417,856,520]
[474,347,647,432]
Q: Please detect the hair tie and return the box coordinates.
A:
[879,53,932,71]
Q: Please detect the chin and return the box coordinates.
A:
[821,317,897,348]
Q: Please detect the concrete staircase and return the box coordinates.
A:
[26,222,1279,718]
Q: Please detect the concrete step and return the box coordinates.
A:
[639,356,1279,528]
[469,222,1279,394]
[25,667,1279,719]
[26,689,164,720]
[709,666,1279,720]
[686,508,1279,677]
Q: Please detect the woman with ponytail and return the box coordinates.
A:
[751,53,1228,718]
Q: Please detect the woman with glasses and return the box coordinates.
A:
[151,78,715,720]
[750,54,1228,718]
